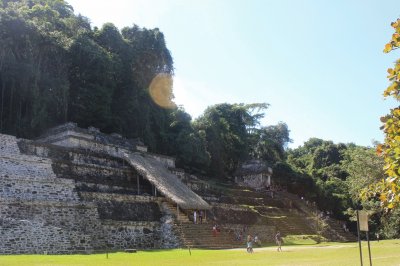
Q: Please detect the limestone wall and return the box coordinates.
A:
[235,173,271,190]
[0,176,78,202]
[80,193,162,222]
[19,140,153,194]
[1,153,56,180]
[0,199,104,253]
[0,199,99,231]
[20,140,126,170]
[38,131,131,159]
[0,133,104,253]
[0,134,22,155]
[102,220,161,249]
[0,134,78,203]
[0,218,94,254]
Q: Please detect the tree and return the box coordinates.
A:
[373,18,400,209]
[0,1,177,150]
[250,122,291,163]
[68,34,115,129]
[0,0,74,137]
[286,139,351,217]
[343,146,387,236]
[194,103,268,178]
[344,146,385,204]
[166,107,210,172]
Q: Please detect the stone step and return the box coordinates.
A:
[163,202,191,223]
[176,222,245,248]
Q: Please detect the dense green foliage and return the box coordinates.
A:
[194,103,268,177]
[0,0,173,144]
[0,0,208,171]
[287,139,350,217]
[250,122,291,163]
[0,0,290,178]
[285,139,400,238]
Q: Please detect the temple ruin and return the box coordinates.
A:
[0,123,210,254]
[0,123,355,254]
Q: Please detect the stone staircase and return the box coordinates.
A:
[195,181,358,243]
[176,222,244,249]
[163,201,191,223]
[266,215,315,236]
[277,191,357,241]
[324,218,357,242]
[162,201,246,249]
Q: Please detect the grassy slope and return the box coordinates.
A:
[0,240,399,266]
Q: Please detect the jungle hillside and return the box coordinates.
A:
[0,0,399,239]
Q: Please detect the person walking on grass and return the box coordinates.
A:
[254,234,261,246]
[275,231,283,252]
[246,234,253,253]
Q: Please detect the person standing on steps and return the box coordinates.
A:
[193,210,197,224]
[212,224,217,237]
[275,231,283,252]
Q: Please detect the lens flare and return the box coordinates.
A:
[148,73,176,109]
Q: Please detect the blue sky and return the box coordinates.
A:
[67,0,399,147]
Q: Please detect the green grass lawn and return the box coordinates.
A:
[0,240,399,266]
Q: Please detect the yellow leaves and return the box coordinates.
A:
[387,68,397,80]
[384,43,392,53]
[383,82,399,98]
[392,19,400,34]
[377,144,383,156]
[377,17,400,210]
[392,181,398,193]
[385,20,400,52]
[392,33,400,46]
[380,193,387,202]
[386,169,396,177]
[396,193,400,203]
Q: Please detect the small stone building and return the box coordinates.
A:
[234,160,272,190]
